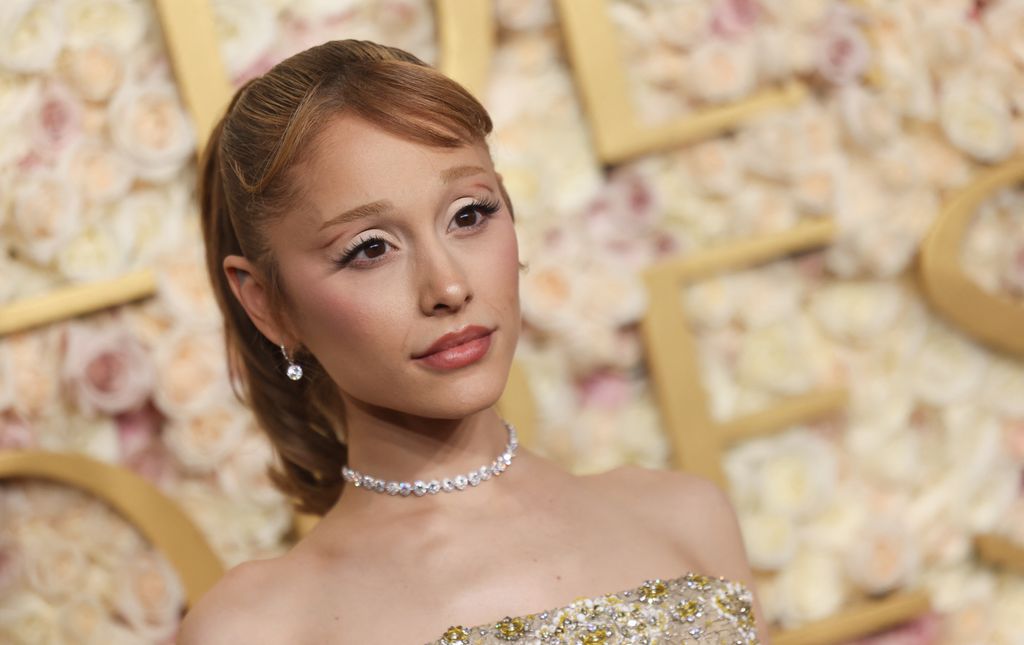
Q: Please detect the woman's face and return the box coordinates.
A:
[267,115,521,419]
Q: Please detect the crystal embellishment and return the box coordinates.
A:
[340,421,518,498]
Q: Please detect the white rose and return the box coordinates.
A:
[0,536,23,599]
[909,323,988,405]
[0,591,60,645]
[923,563,995,613]
[754,25,816,81]
[735,319,821,396]
[733,263,806,329]
[64,0,147,53]
[285,0,359,22]
[10,170,82,266]
[116,183,187,266]
[809,280,905,345]
[562,319,642,373]
[940,73,1014,163]
[651,2,710,50]
[4,332,59,418]
[0,0,63,73]
[688,39,757,104]
[684,139,742,197]
[153,326,231,418]
[113,550,183,642]
[520,261,585,334]
[37,412,120,463]
[22,533,90,601]
[372,0,436,56]
[980,356,1024,416]
[775,550,848,626]
[58,43,123,102]
[992,576,1024,641]
[757,429,837,519]
[792,158,841,215]
[922,8,982,68]
[684,275,741,330]
[839,85,901,149]
[56,221,127,282]
[212,0,277,78]
[59,598,116,644]
[0,70,40,128]
[942,404,1002,493]
[739,511,797,571]
[801,484,868,554]
[108,81,194,182]
[59,138,134,205]
[760,0,829,28]
[217,430,287,507]
[155,249,220,324]
[983,1,1024,66]
[960,460,1019,533]
[164,405,247,474]
[577,266,647,328]
[739,112,803,182]
[911,134,971,190]
[844,518,918,595]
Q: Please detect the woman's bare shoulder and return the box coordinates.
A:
[177,555,304,645]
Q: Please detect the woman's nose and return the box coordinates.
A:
[417,245,473,315]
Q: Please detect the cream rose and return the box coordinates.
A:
[156,249,230,325]
[59,598,115,644]
[37,412,120,462]
[164,405,247,474]
[839,85,901,149]
[757,429,838,519]
[60,137,133,205]
[4,332,59,418]
[285,0,360,22]
[0,0,63,73]
[520,261,584,334]
[62,322,155,416]
[652,2,710,50]
[10,169,82,265]
[910,323,988,405]
[58,43,123,102]
[217,430,287,507]
[113,550,184,642]
[373,0,436,51]
[108,81,194,182]
[64,0,147,53]
[809,280,905,345]
[56,220,130,282]
[688,39,757,104]
[735,319,820,396]
[816,15,871,85]
[212,0,277,78]
[0,591,61,645]
[686,139,742,197]
[22,533,90,602]
[775,550,848,627]
[153,326,231,418]
[0,70,41,128]
[939,73,1014,163]
[981,357,1024,417]
[684,275,740,330]
[115,184,187,266]
[739,511,797,571]
[844,518,918,595]
[983,0,1024,66]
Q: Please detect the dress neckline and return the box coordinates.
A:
[433,570,755,644]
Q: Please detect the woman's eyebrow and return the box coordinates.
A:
[441,164,486,183]
[319,199,393,231]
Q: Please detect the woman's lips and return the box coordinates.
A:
[414,329,493,370]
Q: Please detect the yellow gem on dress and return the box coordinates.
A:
[684,573,711,590]
[441,625,470,644]
[581,627,612,644]
[673,599,702,622]
[638,580,668,603]
[495,616,528,640]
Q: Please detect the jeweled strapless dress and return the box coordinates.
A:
[426,572,759,644]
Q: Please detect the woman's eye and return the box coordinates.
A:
[450,199,500,231]
[337,236,392,268]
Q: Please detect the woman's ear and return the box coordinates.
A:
[223,255,293,346]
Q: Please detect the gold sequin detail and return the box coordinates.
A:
[429,573,759,644]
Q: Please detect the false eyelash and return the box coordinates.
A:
[336,234,389,267]
[461,197,501,217]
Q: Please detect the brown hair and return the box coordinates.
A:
[199,40,495,515]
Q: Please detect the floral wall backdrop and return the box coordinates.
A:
[1,0,1023,643]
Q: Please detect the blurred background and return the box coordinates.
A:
[1,0,1023,643]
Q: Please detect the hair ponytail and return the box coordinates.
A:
[196,40,493,514]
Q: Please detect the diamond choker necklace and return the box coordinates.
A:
[341,420,519,497]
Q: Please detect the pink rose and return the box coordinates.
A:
[578,371,633,410]
[62,323,156,416]
[116,404,163,461]
[816,13,871,85]
[31,82,83,164]
[711,0,762,38]
[0,410,36,450]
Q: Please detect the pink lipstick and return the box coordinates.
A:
[414,325,493,370]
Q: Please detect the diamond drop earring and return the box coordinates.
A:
[280,344,303,381]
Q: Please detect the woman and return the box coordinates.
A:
[180,39,767,644]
